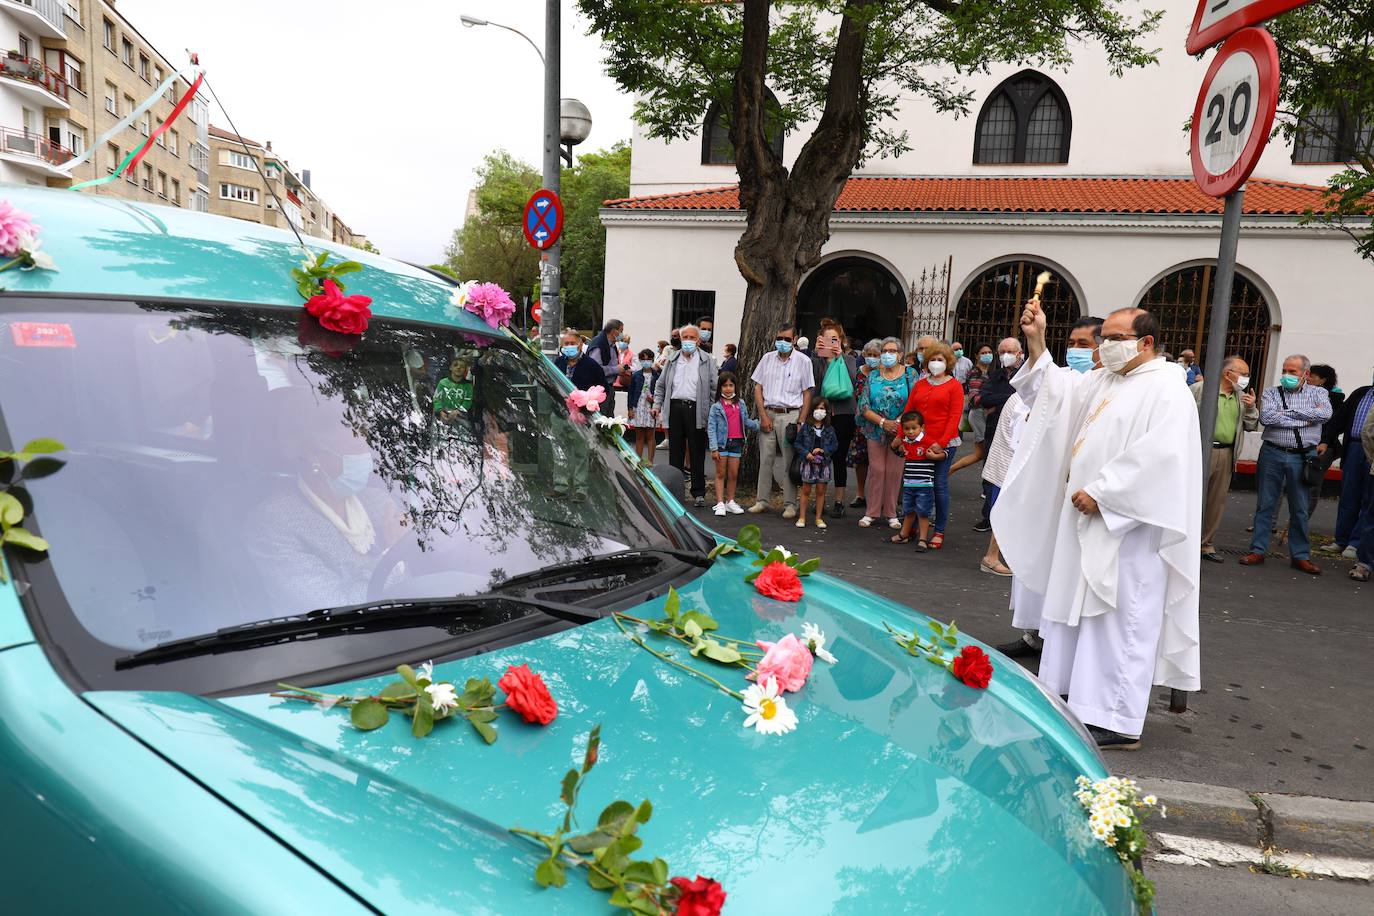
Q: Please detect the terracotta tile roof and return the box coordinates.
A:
[603,176,1329,216]
[208,124,263,149]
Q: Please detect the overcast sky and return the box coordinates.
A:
[119,0,637,264]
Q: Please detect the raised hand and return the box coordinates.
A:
[1021,297,1046,338]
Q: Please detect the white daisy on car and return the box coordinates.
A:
[741,676,797,736]
[800,621,837,664]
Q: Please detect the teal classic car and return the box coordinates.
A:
[0,187,1139,913]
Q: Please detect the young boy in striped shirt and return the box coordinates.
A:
[889,410,945,550]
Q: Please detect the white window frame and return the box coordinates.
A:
[168,130,178,156]
[104,82,116,114]
[227,150,256,170]
[141,163,152,191]
[103,19,116,52]
[121,39,133,68]
[139,116,150,137]
[219,182,259,204]
[106,142,119,174]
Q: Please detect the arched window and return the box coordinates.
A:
[701,93,785,165]
[796,256,905,346]
[1292,108,1371,163]
[953,260,1081,362]
[1135,264,1274,384]
[973,71,1071,165]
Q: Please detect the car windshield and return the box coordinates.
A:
[0,298,676,658]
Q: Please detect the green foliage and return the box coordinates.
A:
[0,438,65,582]
[426,263,459,280]
[291,250,364,301]
[350,699,389,731]
[1271,0,1374,263]
[514,726,708,913]
[561,142,632,331]
[353,238,381,255]
[577,0,1161,163]
[883,618,959,672]
[445,150,543,298]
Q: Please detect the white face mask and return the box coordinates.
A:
[1098,339,1140,374]
[999,352,1018,368]
[927,359,946,377]
[1235,375,1251,390]
[812,409,827,421]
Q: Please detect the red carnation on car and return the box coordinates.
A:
[670,875,726,916]
[753,561,803,602]
[951,645,993,689]
[498,664,558,725]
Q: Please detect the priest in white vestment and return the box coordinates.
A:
[992,303,1202,749]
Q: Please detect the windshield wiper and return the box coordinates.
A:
[114,593,601,671]
[493,547,711,592]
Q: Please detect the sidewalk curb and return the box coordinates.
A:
[1131,775,1374,864]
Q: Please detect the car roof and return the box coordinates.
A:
[0,186,493,333]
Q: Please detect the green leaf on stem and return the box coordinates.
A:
[634,800,653,824]
[396,664,418,687]
[582,723,601,774]
[587,866,616,889]
[699,639,743,665]
[682,619,703,639]
[379,681,413,700]
[608,888,633,908]
[651,857,669,885]
[679,610,718,632]
[0,492,22,527]
[744,570,762,584]
[622,861,657,884]
[469,717,497,744]
[761,548,784,566]
[2,526,48,551]
[567,830,614,854]
[736,524,762,553]
[535,857,567,888]
[598,800,636,832]
[411,695,434,738]
[560,768,580,807]
[18,438,63,456]
[350,699,388,730]
[795,557,821,575]
[663,587,680,621]
[629,893,660,915]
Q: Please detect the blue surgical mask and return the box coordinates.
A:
[979,353,993,366]
[616,341,628,350]
[916,353,925,365]
[776,340,793,355]
[326,451,373,497]
[954,349,964,359]
[681,340,698,354]
[1279,374,1301,390]
[1066,348,1096,374]
[880,352,898,368]
[560,345,580,359]
[865,356,880,368]
[700,329,712,342]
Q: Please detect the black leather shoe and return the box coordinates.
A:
[994,637,1041,658]
[972,519,992,533]
[1201,551,1225,564]
[1088,725,1142,751]
[830,501,845,519]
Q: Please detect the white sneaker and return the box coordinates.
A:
[782,505,798,520]
[888,518,902,530]
[747,502,768,514]
[1344,546,1359,559]
[726,500,744,515]
[1317,542,1343,554]
[795,518,806,528]
[858,516,874,528]
[713,502,726,517]
[815,519,827,530]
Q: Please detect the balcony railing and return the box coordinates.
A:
[0,126,73,168]
[3,0,67,36]
[1,52,69,101]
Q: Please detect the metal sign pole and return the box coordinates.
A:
[1176,186,1246,714]
[537,0,562,356]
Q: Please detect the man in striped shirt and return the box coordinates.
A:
[1240,354,1332,574]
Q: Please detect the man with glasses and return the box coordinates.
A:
[749,324,815,519]
[994,303,1202,751]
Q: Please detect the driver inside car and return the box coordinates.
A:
[245,387,406,612]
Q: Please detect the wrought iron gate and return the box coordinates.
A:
[952,260,1081,361]
[1136,265,1274,386]
[902,257,952,349]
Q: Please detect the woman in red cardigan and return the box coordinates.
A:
[903,340,964,549]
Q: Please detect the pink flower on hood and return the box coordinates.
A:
[748,632,814,693]
[581,385,607,410]
[0,202,38,258]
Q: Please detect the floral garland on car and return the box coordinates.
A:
[0,438,64,582]
[292,251,372,336]
[273,661,557,741]
[0,202,58,276]
[1074,775,1164,913]
[511,725,726,915]
[612,585,838,737]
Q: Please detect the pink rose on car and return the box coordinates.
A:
[748,632,813,693]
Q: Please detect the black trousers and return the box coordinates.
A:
[829,413,855,491]
[668,399,708,497]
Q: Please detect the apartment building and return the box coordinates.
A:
[0,0,209,210]
[208,124,368,248]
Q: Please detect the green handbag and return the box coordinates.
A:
[821,357,854,400]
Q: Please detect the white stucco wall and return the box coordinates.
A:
[603,212,1374,410]
[629,2,1344,197]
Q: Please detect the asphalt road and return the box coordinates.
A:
[1151,863,1372,915]
[672,454,1373,801]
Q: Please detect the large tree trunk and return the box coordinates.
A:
[730,0,874,489]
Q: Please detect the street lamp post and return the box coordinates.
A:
[461,6,590,353]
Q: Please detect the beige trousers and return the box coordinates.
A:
[1201,445,1234,551]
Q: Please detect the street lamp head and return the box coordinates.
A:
[560,98,593,146]
[459,14,488,28]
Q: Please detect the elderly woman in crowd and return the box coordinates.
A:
[857,337,918,530]
[903,340,963,550]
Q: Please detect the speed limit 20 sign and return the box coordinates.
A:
[1190,27,1279,198]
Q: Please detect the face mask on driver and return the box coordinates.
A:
[325,450,373,497]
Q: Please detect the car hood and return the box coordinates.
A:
[88,556,1134,914]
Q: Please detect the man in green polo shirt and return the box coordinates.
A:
[434,356,474,422]
[1192,355,1259,562]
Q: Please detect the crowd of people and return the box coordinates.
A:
[553,310,1373,747]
